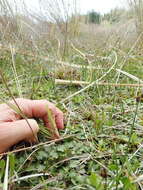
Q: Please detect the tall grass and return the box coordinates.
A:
[128,0,143,48]
[39,0,80,58]
[0,0,19,40]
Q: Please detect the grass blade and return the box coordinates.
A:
[3,155,9,190]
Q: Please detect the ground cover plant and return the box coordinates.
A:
[1,0,143,189]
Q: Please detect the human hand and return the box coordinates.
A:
[0,98,64,153]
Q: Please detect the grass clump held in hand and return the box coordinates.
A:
[40,106,60,139]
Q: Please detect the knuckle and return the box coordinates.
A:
[57,109,63,117]
[28,119,39,132]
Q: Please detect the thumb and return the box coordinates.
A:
[0,119,39,153]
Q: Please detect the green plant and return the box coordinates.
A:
[87,10,101,24]
[0,1,143,189]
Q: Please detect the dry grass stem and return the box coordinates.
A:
[12,173,50,183]
[60,51,118,103]
[3,155,9,190]
[0,135,74,157]
[55,79,143,87]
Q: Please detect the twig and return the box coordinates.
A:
[57,61,102,70]
[55,79,143,87]
[12,173,50,183]
[116,69,143,83]
[0,135,74,156]
[55,79,89,85]
[49,154,90,169]
[71,42,86,58]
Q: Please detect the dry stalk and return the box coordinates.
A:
[71,42,86,58]
[55,79,143,87]
[0,135,74,157]
[60,51,118,103]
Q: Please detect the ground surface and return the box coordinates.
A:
[0,45,143,190]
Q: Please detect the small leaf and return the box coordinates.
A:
[109,164,119,171]
[89,173,104,189]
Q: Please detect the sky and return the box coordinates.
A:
[21,0,127,14]
[80,0,126,13]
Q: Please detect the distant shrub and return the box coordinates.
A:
[103,8,127,24]
[87,11,101,24]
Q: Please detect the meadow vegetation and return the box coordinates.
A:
[1,0,143,189]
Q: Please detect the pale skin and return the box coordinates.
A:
[0,98,64,153]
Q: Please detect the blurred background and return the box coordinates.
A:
[0,0,142,59]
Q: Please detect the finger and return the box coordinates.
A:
[9,99,55,118]
[0,99,32,123]
[7,98,64,133]
[55,108,64,129]
[29,99,64,130]
[0,119,39,153]
[44,107,64,130]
